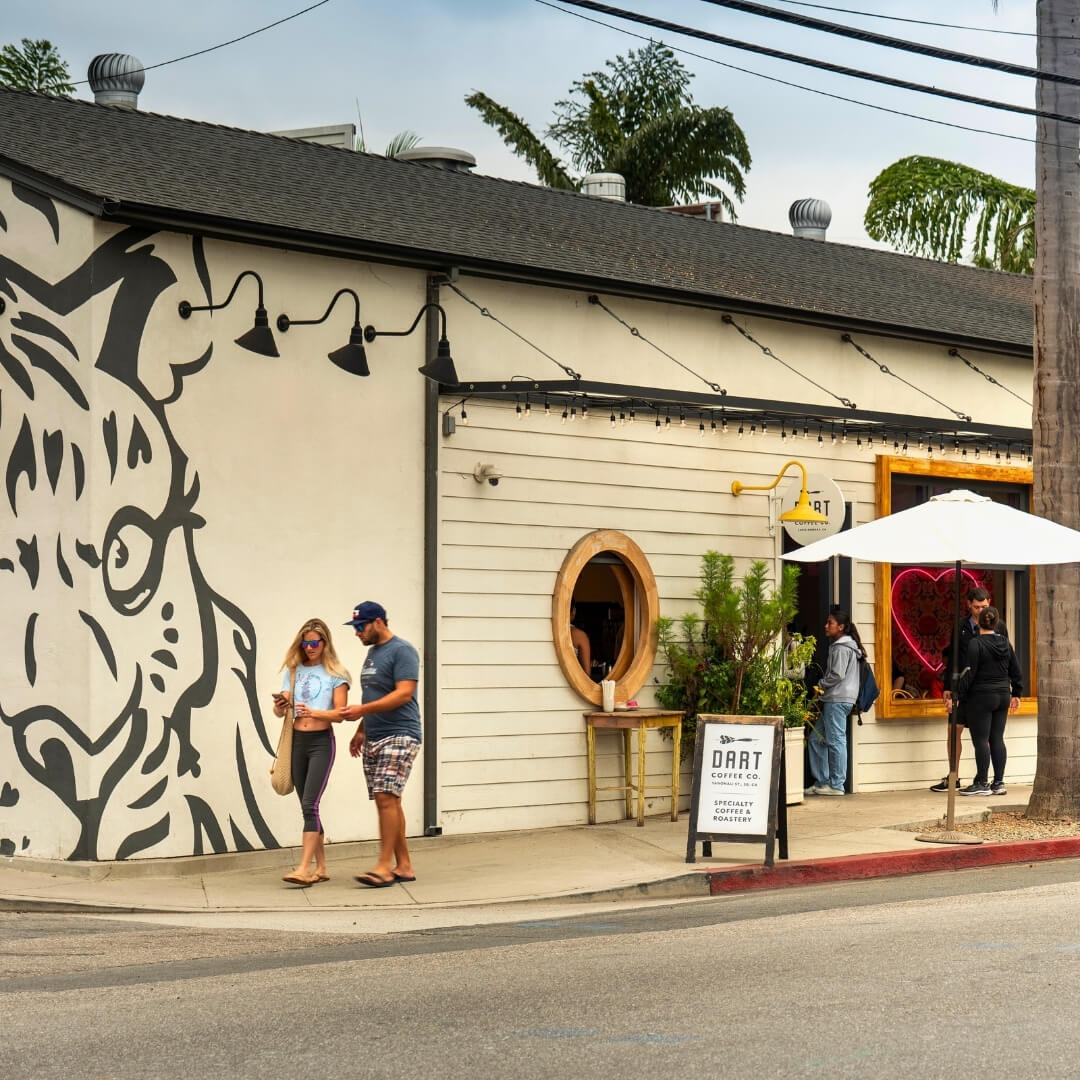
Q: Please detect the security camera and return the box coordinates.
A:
[472,463,503,486]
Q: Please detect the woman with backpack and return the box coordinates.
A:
[956,605,1022,796]
[806,608,864,796]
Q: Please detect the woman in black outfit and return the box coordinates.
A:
[957,606,1022,796]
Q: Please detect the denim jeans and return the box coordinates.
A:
[809,700,853,791]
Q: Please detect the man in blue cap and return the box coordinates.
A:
[340,601,421,887]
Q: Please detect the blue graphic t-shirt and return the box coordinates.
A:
[282,663,349,711]
[361,636,421,743]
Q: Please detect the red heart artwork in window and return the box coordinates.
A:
[891,567,992,691]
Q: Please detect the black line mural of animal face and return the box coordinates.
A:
[0,182,280,859]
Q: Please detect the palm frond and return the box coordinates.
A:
[465,91,576,190]
[865,155,1035,273]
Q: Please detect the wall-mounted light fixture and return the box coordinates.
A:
[178,270,278,357]
[731,459,829,523]
[277,287,369,377]
[363,303,460,384]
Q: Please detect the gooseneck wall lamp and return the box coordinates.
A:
[362,302,460,385]
[178,270,279,357]
[731,459,829,524]
[277,288,369,377]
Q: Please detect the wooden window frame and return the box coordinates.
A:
[873,454,1037,719]
[552,530,660,707]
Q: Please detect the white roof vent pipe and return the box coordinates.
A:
[395,147,477,173]
[789,198,832,240]
[581,173,626,202]
[87,53,145,109]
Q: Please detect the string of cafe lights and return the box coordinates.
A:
[434,289,1028,460]
[449,390,1030,465]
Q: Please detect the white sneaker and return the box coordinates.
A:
[817,786,845,796]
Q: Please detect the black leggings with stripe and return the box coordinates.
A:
[291,728,335,833]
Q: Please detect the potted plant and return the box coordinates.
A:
[655,552,817,804]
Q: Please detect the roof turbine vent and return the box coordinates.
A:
[789,197,832,240]
[88,53,145,109]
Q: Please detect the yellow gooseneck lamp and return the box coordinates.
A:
[731,459,829,524]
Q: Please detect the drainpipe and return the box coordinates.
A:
[422,275,442,836]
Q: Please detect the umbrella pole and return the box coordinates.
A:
[916,560,982,846]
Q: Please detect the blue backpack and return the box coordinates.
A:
[854,656,880,718]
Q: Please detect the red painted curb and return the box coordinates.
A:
[705,836,1080,894]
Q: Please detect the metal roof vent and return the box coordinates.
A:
[581,172,626,202]
[789,198,832,240]
[88,53,145,109]
[395,146,476,173]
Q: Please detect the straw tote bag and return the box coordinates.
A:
[270,669,297,796]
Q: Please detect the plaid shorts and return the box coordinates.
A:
[362,735,420,798]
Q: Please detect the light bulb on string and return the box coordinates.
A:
[570,406,576,423]
[830,426,836,445]
[629,406,636,422]
[581,399,588,419]
[856,434,862,449]
[544,397,550,418]
[974,444,980,459]
[665,413,671,429]
[867,434,873,448]
[1006,445,1012,463]
[817,426,823,447]
[710,417,717,434]
[699,416,705,438]
[561,405,568,424]
[780,424,787,442]
[515,401,522,421]
[802,423,809,440]
[737,423,744,439]
[721,411,727,433]
[761,419,768,436]
[655,415,662,431]
[842,424,848,445]
[460,405,468,426]
[524,395,531,418]
[679,410,686,428]
[610,408,617,428]
[749,424,757,437]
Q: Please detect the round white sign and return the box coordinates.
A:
[779,471,846,545]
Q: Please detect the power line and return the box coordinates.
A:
[551,0,1080,126]
[537,0,1065,150]
[693,0,1080,87]
[768,1,1040,38]
[72,0,334,86]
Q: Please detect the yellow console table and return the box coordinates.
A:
[584,709,683,827]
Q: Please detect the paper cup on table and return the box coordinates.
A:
[601,679,616,713]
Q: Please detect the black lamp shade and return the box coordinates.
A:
[234,306,279,358]
[418,336,459,384]
[328,325,370,377]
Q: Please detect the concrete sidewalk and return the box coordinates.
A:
[3,785,1078,921]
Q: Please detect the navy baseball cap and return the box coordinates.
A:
[345,601,387,628]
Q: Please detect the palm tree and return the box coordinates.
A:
[864,155,1034,274]
[0,38,74,95]
[353,104,421,157]
[466,42,750,215]
[1028,0,1080,818]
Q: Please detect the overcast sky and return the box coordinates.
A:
[4,0,1038,249]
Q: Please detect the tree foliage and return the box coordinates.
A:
[656,553,813,752]
[865,155,1035,274]
[466,42,750,213]
[0,38,74,95]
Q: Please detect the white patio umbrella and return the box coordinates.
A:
[782,489,1080,843]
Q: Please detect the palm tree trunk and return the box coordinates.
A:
[1029,0,1080,817]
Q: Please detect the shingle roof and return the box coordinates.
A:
[0,87,1032,352]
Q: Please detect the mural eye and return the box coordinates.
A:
[102,512,160,614]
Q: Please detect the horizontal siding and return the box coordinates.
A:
[437,400,883,834]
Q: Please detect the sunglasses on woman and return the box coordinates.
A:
[300,639,323,649]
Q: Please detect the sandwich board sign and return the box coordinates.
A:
[685,714,787,867]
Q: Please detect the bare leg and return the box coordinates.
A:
[368,792,402,881]
[312,832,328,878]
[392,800,413,878]
[287,831,320,882]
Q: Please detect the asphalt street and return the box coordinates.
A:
[5,860,1080,1078]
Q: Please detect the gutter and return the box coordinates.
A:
[93,199,1035,362]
